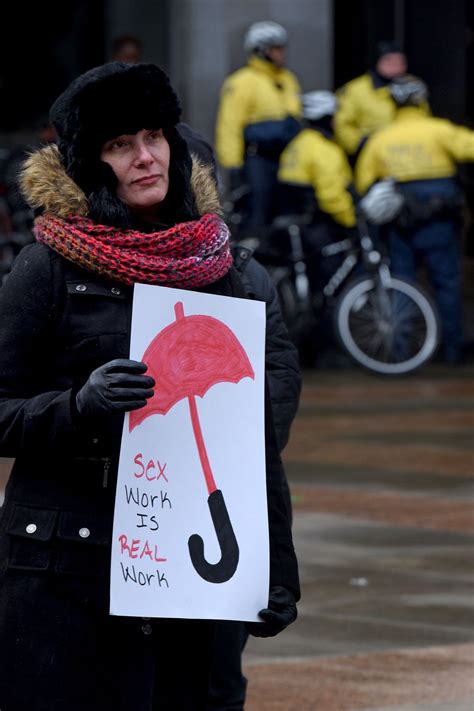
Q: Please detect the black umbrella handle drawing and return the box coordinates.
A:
[187,394,239,583]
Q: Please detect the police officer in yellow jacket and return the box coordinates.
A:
[277,91,356,299]
[356,75,474,363]
[278,91,356,229]
[334,41,408,160]
[215,21,301,228]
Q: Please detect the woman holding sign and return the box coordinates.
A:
[0,62,299,710]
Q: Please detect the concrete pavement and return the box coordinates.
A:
[244,363,474,710]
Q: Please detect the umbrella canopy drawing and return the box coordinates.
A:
[129,301,255,583]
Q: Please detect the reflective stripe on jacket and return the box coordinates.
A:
[355,106,474,195]
[215,55,301,169]
[278,128,356,227]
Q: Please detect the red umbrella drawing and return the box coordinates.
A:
[129,301,255,583]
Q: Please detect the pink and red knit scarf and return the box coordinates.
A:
[34,212,233,288]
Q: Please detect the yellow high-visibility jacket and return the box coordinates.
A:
[355,106,474,195]
[278,128,356,227]
[334,73,396,156]
[215,56,301,169]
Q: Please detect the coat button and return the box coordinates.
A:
[79,527,90,538]
[111,287,121,295]
[141,624,153,635]
[26,523,37,534]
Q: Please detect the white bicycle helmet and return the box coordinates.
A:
[359,179,405,225]
[389,75,428,107]
[244,21,288,53]
[302,91,338,121]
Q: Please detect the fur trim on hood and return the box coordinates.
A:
[19,143,221,220]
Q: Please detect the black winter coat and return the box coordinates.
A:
[0,243,299,582]
[0,149,299,711]
[232,246,301,452]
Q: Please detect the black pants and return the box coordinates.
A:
[0,571,215,710]
[207,622,249,710]
[243,154,279,229]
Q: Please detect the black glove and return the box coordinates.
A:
[75,359,155,419]
[246,586,297,638]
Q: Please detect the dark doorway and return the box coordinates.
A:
[0,1,105,132]
[334,0,396,90]
[334,0,467,121]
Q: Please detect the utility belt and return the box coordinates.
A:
[396,192,464,230]
[244,116,301,162]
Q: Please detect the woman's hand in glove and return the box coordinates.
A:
[75,359,155,418]
[246,586,297,638]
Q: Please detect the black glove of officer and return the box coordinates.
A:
[246,586,297,638]
[75,359,155,419]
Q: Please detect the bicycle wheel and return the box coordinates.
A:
[334,275,439,375]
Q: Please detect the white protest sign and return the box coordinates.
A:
[110,283,268,621]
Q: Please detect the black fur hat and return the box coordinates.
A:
[50,62,198,227]
[375,40,404,61]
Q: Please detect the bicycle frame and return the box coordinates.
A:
[224,193,439,374]
[223,187,393,312]
[318,212,390,300]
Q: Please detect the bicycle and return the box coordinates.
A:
[223,190,440,375]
